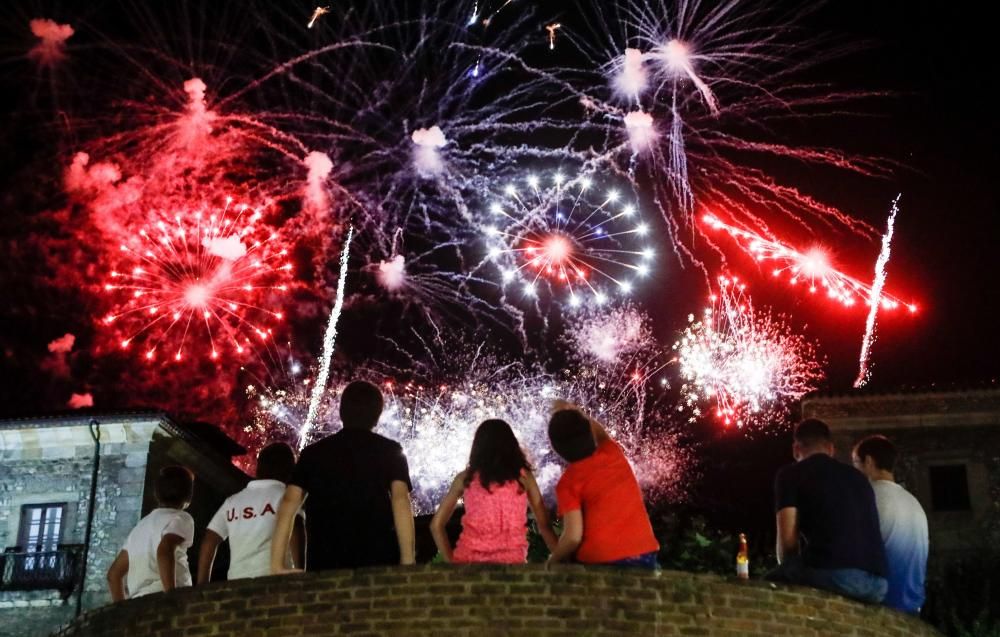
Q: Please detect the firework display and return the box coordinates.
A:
[249,344,691,512]
[101,198,292,363]
[558,0,891,262]
[673,277,825,429]
[482,170,654,307]
[1,0,927,507]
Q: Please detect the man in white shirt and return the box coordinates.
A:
[107,466,195,600]
[197,443,304,582]
[853,435,929,615]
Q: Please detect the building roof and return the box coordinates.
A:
[0,409,246,458]
[804,380,1000,403]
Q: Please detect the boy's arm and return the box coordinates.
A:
[271,485,306,574]
[289,515,306,569]
[775,507,799,564]
[156,534,186,592]
[546,510,583,564]
[522,471,559,552]
[391,480,416,565]
[430,473,465,562]
[106,550,129,602]
[196,529,223,585]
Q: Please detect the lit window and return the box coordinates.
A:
[17,504,65,571]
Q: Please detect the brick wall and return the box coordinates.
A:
[54,565,940,637]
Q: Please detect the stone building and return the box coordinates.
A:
[802,386,1000,561]
[0,411,247,637]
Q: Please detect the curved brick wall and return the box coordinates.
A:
[53,565,939,637]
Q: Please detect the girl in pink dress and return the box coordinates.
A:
[430,419,558,563]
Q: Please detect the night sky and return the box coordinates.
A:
[0,1,996,537]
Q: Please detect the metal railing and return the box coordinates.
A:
[0,545,84,594]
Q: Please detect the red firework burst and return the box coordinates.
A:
[703,214,918,313]
[101,197,293,363]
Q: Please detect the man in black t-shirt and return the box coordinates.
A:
[270,381,416,571]
[767,418,887,603]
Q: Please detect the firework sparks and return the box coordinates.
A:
[482,170,654,307]
[546,23,562,50]
[410,126,448,178]
[300,226,354,448]
[307,6,330,29]
[651,39,719,115]
[101,198,292,363]
[612,48,648,103]
[673,276,824,429]
[554,0,894,263]
[28,18,74,67]
[702,214,917,313]
[252,343,691,512]
[854,195,901,388]
[566,303,659,367]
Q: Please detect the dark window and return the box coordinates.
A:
[928,464,972,512]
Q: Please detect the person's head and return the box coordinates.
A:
[548,408,597,463]
[155,465,194,509]
[792,418,834,461]
[466,419,531,489]
[852,435,897,480]
[340,380,384,430]
[256,442,296,482]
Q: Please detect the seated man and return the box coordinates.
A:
[768,419,887,603]
[853,435,929,614]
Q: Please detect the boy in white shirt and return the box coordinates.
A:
[107,466,195,601]
[852,435,929,615]
[197,442,304,582]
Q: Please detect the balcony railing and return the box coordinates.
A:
[0,545,84,595]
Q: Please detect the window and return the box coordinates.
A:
[17,504,66,572]
[928,464,972,512]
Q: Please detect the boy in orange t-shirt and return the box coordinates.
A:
[546,402,660,567]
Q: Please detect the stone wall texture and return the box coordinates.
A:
[54,564,940,637]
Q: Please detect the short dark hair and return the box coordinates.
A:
[340,380,384,430]
[256,442,296,482]
[155,466,194,508]
[794,418,832,448]
[548,409,597,463]
[854,435,897,473]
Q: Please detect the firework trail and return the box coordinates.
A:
[101,197,292,363]
[300,226,354,448]
[546,23,562,50]
[673,276,824,429]
[307,6,330,28]
[702,213,917,313]
[479,169,655,308]
[854,195,901,388]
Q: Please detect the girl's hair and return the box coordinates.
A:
[465,419,531,490]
